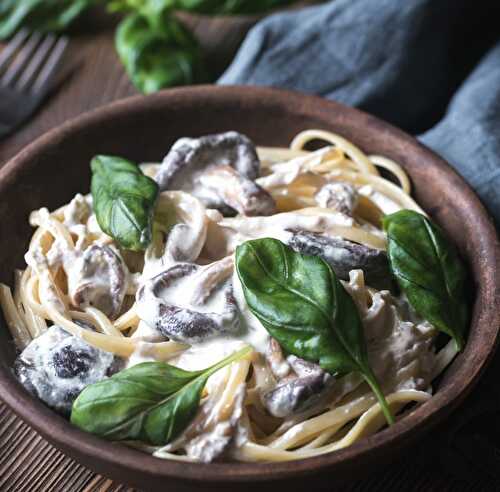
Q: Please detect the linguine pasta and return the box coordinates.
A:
[0,129,458,463]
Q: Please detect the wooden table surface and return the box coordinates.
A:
[0,9,483,492]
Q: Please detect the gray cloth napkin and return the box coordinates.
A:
[219,0,500,226]
[218,0,500,487]
[421,43,500,221]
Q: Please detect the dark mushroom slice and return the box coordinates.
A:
[136,260,239,344]
[165,223,203,263]
[262,339,331,418]
[315,182,359,215]
[157,131,260,190]
[198,165,276,216]
[156,132,274,216]
[263,374,330,418]
[287,355,326,378]
[158,190,208,264]
[263,358,330,418]
[287,230,393,291]
[68,244,128,319]
[14,325,118,416]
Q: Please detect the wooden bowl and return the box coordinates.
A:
[0,86,498,492]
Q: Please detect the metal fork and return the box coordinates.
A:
[0,29,69,139]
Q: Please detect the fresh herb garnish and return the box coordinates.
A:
[71,346,252,445]
[383,210,468,351]
[115,13,205,94]
[236,237,394,425]
[1,1,306,93]
[90,155,159,251]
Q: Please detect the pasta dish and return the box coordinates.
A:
[0,129,467,463]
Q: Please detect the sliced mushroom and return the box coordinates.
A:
[263,373,330,418]
[161,383,246,462]
[136,257,239,343]
[66,245,128,319]
[287,230,392,290]
[287,354,325,378]
[14,325,118,416]
[143,191,208,279]
[315,182,359,215]
[265,337,292,379]
[156,132,274,216]
[164,224,202,263]
[157,131,260,188]
[262,339,331,418]
[162,191,208,263]
[198,165,275,216]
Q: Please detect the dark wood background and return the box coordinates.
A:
[0,6,483,492]
[0,5,266,165]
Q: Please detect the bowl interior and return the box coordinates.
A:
[0,86,498,489]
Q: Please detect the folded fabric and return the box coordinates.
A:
[219,0,500,224]
[420,43,500,226]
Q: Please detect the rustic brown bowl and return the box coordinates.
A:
[0,86,498,492]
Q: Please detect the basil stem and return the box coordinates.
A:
[236,238,394,425]
[71,345,252,445]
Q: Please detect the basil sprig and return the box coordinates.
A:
[383,210,468,351]
[91,155,159,251]
[236,238,394,425]
[115,14,205,94]
[71,346,252,445]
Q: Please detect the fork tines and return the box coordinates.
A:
[0,29,69,94]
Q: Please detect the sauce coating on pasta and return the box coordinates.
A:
[0,130,459,463]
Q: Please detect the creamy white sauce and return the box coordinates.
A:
[315,182,359,215]
[16,141,443,462]
[165,271,269,374]
[215,209,355,255]
[256,147,332,189]
[344,270,436,393]
[63,194,91,231]
[142,192,208,280]
[358,185,401,215]
[15,325,114,414]
[131,320,165,342]
[136,205,436,399]
[126,340,161,367]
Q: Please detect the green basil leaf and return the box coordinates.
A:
[91,155,159,251]
[236,238,394,424]
[383,210,468,351]
[0,0,93,40]
[115,13,206,94]
[71,346,251,445]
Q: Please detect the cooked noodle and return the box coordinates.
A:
[0,129,457,463]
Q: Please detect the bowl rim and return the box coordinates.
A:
[0,85,499,484]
